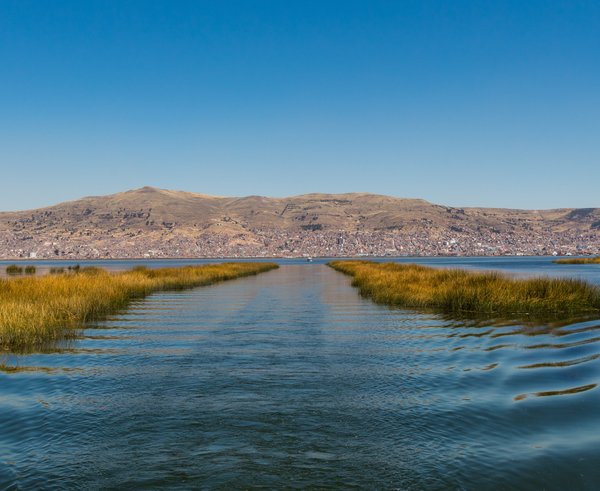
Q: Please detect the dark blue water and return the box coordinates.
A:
[1,258,600,489]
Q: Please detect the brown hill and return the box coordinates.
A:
[0,187,598,258]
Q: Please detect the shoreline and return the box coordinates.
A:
[0,254,597,262]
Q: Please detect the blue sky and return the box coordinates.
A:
[1,0,598,210]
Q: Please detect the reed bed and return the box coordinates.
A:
[329,260,600,315]
[5,265,23,275]
[553,257,600,265]
[0,262,278,350]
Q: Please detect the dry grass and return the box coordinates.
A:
[329,260,600,315]
[553,256,600,265]
[0,262,278,350]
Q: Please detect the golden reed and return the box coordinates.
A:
[329,260,600,315]
[553,257,600,265]
[0,262,278,350]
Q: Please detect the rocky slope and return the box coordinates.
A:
[0,187,598,258]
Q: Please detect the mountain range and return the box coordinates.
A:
[0,187,598,259]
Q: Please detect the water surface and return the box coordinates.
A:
[1,260,600,489]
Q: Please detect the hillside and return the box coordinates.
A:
[0,187,598,258]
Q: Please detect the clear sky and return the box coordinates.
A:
[1,0,598,211]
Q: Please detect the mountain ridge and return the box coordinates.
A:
[0,187,598,259]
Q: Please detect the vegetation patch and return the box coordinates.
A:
[328,260,600,315]
[5,265,23,275]
[0,262,278,350]
[553,257,600,265]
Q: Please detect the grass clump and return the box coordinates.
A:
[0,262,278,350]
[6,265,23,275]
[329,260,600,315]
[24,265,36,275]
[554,256,600,265]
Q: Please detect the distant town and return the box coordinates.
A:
[1,226,598,260]
[1,188,598,260]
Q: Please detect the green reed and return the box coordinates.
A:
[5,265,23,275]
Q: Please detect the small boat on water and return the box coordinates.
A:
[306,257,313,262]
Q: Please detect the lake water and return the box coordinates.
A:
[1,257,600,489]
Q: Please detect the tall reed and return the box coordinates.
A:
[0,262,278,350]
[5,265,23,275]
[329,260,600,315]
[553,257,600,265]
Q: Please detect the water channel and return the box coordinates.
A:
[1,258,600,489]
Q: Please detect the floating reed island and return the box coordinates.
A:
[329,260,600,315]
[553,256,600,265]
[0,262,278,350]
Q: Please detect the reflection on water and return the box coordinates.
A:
[1,263,600,489]
[515,383,598,401]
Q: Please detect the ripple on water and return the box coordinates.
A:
[1,264,600,489]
